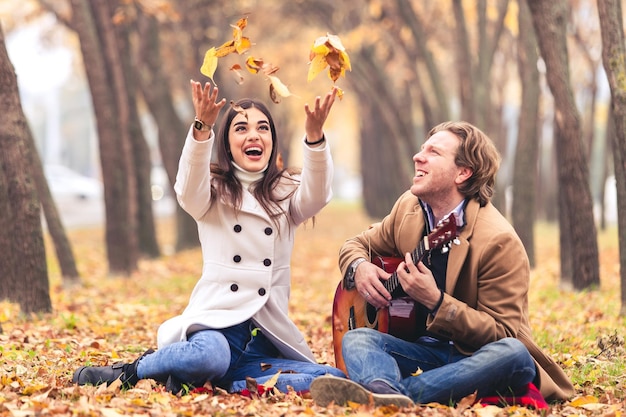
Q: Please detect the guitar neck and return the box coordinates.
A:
[383,241,426,293]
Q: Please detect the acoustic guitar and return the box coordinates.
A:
[331,214,458,373]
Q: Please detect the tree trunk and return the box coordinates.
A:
[115,12,160,259]
[452,0,475,123]
[32,136,81,285]
[599,115,614,230]
[527,0,600,290]
[512,0,540,268]
[394,0,450,124]
[69,0,138,275]
[596,0,626,315]
[135,11,199,252]
[0,23,52,314]
[352,46,415,218]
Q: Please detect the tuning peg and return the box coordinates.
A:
[441,245,449,254]
[453,238,461,245]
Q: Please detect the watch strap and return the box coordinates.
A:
[344,257,367,289]
[194,117,211,132]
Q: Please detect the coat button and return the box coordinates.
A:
[230,283,239,292]
[233,255,241,263]
[258,288,266,296]
[264,227,273,235]
[263,258,271,267]
[234,225,242,233]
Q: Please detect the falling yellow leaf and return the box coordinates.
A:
[200,47,218,81]
[268,75,293,103]
[307,33,351,83]
[307,54,328,82]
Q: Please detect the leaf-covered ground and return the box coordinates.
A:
[0,202,624,416]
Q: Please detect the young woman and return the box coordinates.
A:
[73,81,345,394]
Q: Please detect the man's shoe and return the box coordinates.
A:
[72,349,154,389]
[310,375,414,408]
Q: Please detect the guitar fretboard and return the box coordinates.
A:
[383,242,426,294]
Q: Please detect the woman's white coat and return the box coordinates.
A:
[157,127,333,363]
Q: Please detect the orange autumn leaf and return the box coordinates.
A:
[229,64,245,84]
[230,101,247,119]
[245,57,279,76]
[235,37,252,54]
[215,40,237,58]
[245,57,264,74]
[200,16,251,81]
[231,17,247,37]
[571,395,600,407]
[231,17,251,54]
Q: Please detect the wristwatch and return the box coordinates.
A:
[344,258,367,289]
[194,117,211,132]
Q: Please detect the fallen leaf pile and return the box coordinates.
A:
[0,204,624,416]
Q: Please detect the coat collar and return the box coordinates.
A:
[445,199,480,292]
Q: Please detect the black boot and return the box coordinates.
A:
[72,349,154,389]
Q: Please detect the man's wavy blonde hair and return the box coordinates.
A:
[427,121,501,207]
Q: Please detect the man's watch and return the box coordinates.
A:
[194,117,211,132]
[344,258,367,290]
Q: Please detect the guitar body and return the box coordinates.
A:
[332,256,418,374]
[330,214,459,374]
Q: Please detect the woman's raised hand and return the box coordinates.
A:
[304,87,338,144]
[190,80,227,134]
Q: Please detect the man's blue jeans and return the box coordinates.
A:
[342,328,536,404]
[137,320,344,393]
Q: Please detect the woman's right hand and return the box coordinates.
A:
[190,80,227,140]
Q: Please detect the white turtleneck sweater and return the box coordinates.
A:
[232,161,267,190]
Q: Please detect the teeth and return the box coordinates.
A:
[416,171,426,177]
[245,146,262,156]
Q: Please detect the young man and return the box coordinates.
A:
[311,121,574,407]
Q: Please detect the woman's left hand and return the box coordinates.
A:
[304,87,338,144]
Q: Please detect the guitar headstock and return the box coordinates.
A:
[427,213,459,251]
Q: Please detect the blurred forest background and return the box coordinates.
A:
[0,0,625,316]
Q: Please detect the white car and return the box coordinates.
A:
[44,164,103,202]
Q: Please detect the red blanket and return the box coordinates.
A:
[477,383,549,410]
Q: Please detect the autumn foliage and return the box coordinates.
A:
[200,17,350,103]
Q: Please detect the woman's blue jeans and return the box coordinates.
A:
[342,328,536,404]
[137,320,344,393]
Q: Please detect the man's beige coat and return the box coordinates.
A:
[339,191,574,401]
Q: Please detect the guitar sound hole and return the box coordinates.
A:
[366,303,377,325]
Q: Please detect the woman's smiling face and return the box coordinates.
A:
[228,107,273,172]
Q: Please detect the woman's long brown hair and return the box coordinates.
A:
[210,99,299,230]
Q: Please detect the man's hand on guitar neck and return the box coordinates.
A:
[354,261,392,309]
[397,251,442,312]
